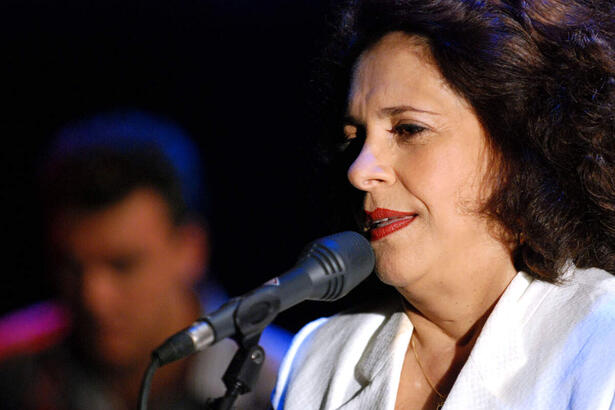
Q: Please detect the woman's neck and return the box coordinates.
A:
[397,255,517,343]
[394,257,517,402]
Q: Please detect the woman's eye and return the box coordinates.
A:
[390,123,426,140]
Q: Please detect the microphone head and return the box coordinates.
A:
[300,231,375,301]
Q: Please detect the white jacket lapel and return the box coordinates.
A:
[337,310,413,410]
[444,273,544,409]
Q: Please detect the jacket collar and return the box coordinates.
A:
[338,298,412,409]
[344,272,551,409]
[355,300,413,384]
[444,272,554,407]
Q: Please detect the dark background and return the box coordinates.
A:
[2,0,389,333]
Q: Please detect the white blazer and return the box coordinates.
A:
[272,267,615,409]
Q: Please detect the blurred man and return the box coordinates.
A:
[0,110,290,409]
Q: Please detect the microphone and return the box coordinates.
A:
[153,231,375,366]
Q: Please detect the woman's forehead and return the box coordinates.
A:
[347,32,464,121]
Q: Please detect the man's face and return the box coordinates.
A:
[51,189,201,370]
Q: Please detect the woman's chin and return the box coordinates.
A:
[374,265,423,290]
[373,249,429,288]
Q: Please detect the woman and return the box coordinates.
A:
[273,0,615,409]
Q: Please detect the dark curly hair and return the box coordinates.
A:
[316,0,615,282]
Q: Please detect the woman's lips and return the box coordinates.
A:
[365,208,417,241]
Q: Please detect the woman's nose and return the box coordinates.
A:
[347,143,396,191]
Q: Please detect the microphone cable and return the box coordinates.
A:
[138,355,160,410]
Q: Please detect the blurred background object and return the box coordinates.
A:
[0,109,293,409]
[1,1,393,404]
[1,2,382,407]
[2,0,359,331]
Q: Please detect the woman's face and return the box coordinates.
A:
[345,32,508,289]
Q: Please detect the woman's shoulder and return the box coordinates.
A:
[549,266,615,317]
[569,265,615,295]
[516,266,615,334]
[496,267,615,406]
[512,266,615,373]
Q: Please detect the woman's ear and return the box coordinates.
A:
[175,222,209,285]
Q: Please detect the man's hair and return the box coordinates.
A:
[42,109,205,225]
[317,0,615,282]
[43,145,187,225]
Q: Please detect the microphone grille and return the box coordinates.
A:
[301,231,375,301]
[303,243,345,299]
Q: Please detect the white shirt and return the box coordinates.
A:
[272,266,615,409]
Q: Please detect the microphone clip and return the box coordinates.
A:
[206,334,266,410]
[202,287,279,409]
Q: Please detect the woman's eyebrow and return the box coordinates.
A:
[344,105,440,125]
[379,105,440,117]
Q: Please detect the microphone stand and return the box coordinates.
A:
[140,231,374,410]
[205,332,265,410]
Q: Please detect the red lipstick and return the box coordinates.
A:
[365,208,417,241]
